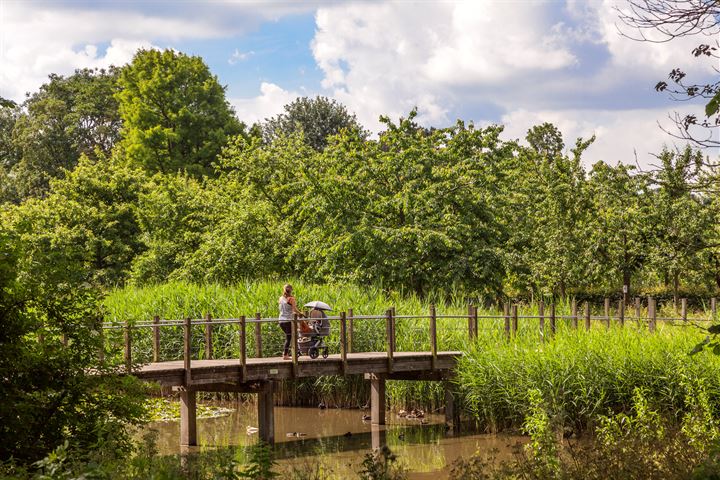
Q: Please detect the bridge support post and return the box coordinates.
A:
[258,381,275,445]
[370,374,386,425]
[371,424,387,450]
[180,389,197,446]
[444,381,459,433]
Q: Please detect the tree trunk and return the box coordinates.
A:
[623,269,631,304]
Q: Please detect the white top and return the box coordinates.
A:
[278,296,293,322]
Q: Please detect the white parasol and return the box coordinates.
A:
[304,300,333,311]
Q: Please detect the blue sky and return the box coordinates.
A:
[0,0,716,167]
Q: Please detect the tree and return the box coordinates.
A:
[0,213,146,463]
[116,49,243,176]
[617,0,720,149]
[7,69,121,200]
[262,96,365,151]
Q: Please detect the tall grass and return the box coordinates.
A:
[457,322,720,432]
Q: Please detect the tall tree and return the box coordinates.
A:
[116,49,243,176]
[262,96,365,151]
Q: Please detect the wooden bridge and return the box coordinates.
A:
[107,306,468,447]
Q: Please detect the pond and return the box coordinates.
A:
[144,401,525,479]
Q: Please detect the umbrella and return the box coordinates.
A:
[304,300,332,311]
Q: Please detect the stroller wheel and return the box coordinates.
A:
[322,348,329,359]
[308,347,319,359]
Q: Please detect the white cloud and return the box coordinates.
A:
[230,82,298,124]
[228,49,255,65]
[500,106,707,169]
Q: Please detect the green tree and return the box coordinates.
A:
[0,214,146,463]
[587,162,652,297]
[262,96,365,151]
[9,69,121,200]
[116,49,243,176]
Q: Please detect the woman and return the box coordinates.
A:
[278,284,303,360]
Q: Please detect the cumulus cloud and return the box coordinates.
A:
[230,82,299,125]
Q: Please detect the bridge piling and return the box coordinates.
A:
[180,389,197,446]
[370,374,386,425]
[258,381,275,444]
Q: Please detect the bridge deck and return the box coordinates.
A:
[136,351,462,386]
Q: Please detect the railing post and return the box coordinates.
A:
[385,309,394,373]
[681,298,687,322]
[152,315,160,363]
[184,317,192,386]
[390,306,396,353]
[204,313,213,360]
[473,305,478,339]
[340,312,348,374]
[291,314,298,377]
[549,303,556,336]
[584,301,591,331]
[347,308,354,353]
[504,302,510,340]
[571,298,578,330]
[239,316,247,381]
[635,297,641,322]
[538,301,545,342]
[618,299,625,327]
[511,304,518,338]
[430,304,437,371]
[254,313,262,358]
[124,320,132,372]
[648,297,656,333]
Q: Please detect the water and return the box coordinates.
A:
[144,402,525,479]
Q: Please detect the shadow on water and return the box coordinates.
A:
[144,403,526,479]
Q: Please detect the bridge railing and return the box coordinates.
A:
[99,297,717,372]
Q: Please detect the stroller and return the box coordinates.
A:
[297,301,332,359]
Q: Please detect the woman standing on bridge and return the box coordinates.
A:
[279,284,303,360]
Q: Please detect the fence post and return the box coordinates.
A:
[549,303,556,336]
[712,297,717,321]
[467,304,475,340]
[648,297,656,333]
[291,314,298,377]
[618,299,625,327]
[504,303,511,340]
[152,315,160,362]
[239,316,247,381]
[634,297,641,322]
[124,321,132,372]
[538,301,545,342]
[430,304,437,371]
[604,297,610,326]
[204,313,213,360]
[184,317,192,386]
[340,312,348,374]
[571,298,578,330]
[385,309,394,373]
[681,298,687,322]
[347,308,354,353]
[584,301,591,331]
[511,305,518,338]
[473,305,479,339]
[254,313,262,358]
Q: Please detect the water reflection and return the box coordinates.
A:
[144,402,525,479]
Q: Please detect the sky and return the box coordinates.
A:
[0,0,717,168]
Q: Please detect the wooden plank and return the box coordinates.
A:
[239,316,247,381]
[204,313,213,360]
[430,304,437,371]
[184,317,192,386]
[254,313,262,358]
[538,301,545,342]
[153,315,160,363]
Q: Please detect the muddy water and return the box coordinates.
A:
[145,402,525,479]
